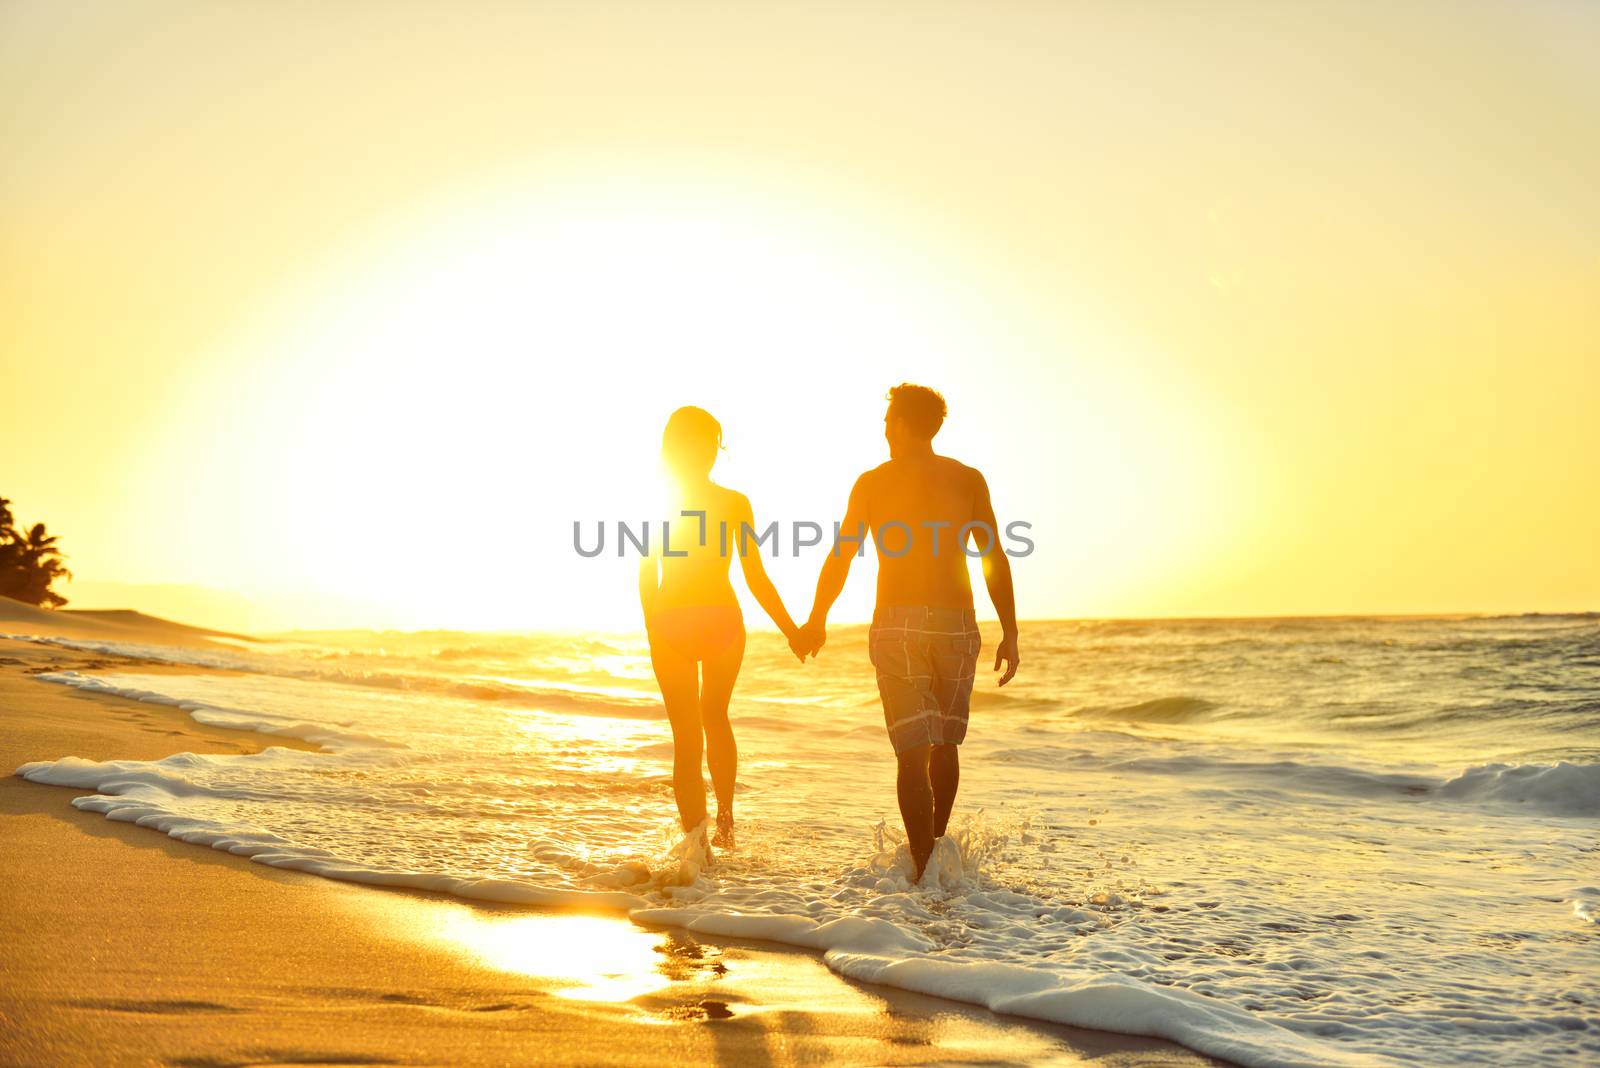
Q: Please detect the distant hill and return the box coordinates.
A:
[56,580,267,634]
[0,595,260,646]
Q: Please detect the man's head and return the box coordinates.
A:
[884,383,947,455]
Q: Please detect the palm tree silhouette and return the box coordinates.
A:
[0,496,72,607]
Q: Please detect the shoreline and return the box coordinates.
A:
[0,635,1218,1067]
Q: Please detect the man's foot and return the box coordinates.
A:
[910,846,931,884]
[711,810,735,849]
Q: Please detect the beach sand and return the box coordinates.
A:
[0,626,1217,1067]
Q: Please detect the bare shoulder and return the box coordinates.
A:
[854,463,890,496]
[937,455,987,492]
[712,483,753,521]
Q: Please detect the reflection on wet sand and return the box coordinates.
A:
[413,901,1218,1064]
[439,911,669,1002]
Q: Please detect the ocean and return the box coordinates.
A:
[12,615,1599,1067]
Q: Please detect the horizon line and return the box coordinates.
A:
[259,607,1597,638]
[18,596,1594,639]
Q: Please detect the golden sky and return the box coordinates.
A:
[3,2,1597,632]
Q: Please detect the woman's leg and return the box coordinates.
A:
[698,629,746,845]
[651,644,707,833]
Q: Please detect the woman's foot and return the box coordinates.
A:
[712,810,735,849]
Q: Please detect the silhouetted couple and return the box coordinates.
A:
[639,384,1020,882]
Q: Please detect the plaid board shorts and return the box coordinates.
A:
[868,605,982,754]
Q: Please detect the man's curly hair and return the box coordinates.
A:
[886,383,947,439]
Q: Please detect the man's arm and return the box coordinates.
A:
[802,473,872,653]
[973,471,1020,685]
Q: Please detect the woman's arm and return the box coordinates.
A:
[734,494,803,650]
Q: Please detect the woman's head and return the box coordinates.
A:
[661,406,723,482]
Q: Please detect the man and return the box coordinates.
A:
[799,383,1020,882]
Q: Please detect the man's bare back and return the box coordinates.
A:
[853,455,991,611]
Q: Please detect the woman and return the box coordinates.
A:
[640,406,805,849]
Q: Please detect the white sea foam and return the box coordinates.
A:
[18,748,1361,1068]
[827,955,1372,1068]
[12,617,1600,1066]
[17,753,651,911]
[3,632,261,670]
[1571,888,1600,926]
[1436,761,1600,817]
[35,670,393,750]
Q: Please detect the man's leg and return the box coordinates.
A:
[896,743,935,881]
[927,615,976,844]
[930,743,960,839]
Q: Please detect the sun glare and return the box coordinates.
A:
[437,910,668,1003]
[122,158,1245,631]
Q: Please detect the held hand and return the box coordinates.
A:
[785,627,811,663]
[993,634,1020,687]
[800,618,827,658]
